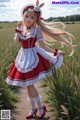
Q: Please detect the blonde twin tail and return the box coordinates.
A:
[36,19,77,56]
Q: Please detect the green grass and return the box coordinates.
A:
[42,24,80,119]
[0,22,21,110]
[0,22,17,28]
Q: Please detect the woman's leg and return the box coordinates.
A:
[27,84,44,114]
[27,84,38,97]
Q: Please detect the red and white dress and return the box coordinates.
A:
[6,26,63,87]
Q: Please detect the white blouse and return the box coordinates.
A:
[14,26,44,42]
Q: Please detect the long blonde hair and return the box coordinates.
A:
[22,9,77,56]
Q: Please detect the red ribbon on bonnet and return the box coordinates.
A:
[40,17,44,20]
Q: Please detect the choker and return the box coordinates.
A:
[27,25,33,29]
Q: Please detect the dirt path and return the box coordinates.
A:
[11,81,56,120]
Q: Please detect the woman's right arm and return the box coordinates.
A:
[14,21,22,46]
[14,32,20,46]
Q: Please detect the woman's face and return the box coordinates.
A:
[23,11,36,27]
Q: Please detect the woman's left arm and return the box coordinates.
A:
[39,40,55,53]
[39,40,65,56]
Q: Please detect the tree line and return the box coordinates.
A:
[44,14,80,22]
[0,14,80,23]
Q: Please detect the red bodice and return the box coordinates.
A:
[19,37,36,48]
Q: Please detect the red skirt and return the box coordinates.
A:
[6,52,54,87]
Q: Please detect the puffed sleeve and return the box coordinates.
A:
[36,26,44,42]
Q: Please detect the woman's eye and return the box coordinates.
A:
[31,16,34,19]
[26,15,28,18]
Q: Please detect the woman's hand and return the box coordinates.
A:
[58,50,65,56]
[15,21,22,34]
[54,49,65,56]
[17,21,22,29]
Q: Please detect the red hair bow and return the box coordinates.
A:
[40,17,44,20]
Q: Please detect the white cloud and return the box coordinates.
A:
[73,7,80,11]
[0,3,7,7]
[0,0,80,21]
[0,0,11,2]
[49,7,67,15]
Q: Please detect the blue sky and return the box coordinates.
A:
[0,0,80,21]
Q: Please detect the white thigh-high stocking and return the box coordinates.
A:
[27,97,36,115]
[34,95,44,114]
